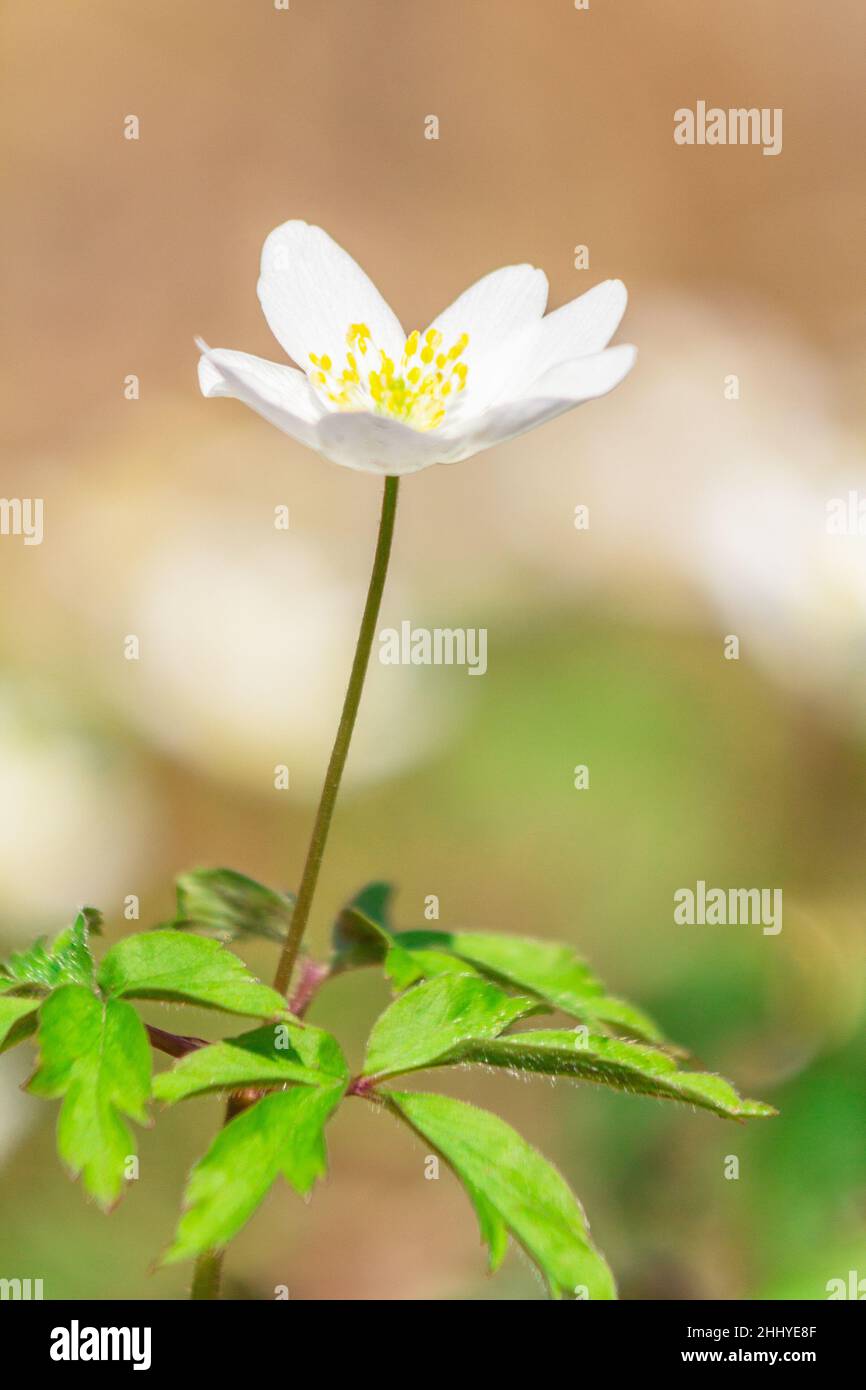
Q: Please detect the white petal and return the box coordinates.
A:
[257,221,405,371]
[438,344,637,463]
[197,342,324,448]
[315,410,444,476]
[460,279,629,417]
[428,264,548,368]
[533,343,637,399]
[534,279,628,365]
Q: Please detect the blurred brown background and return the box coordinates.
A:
[1,0,864,1300]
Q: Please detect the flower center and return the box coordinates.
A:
[309,324,469,431]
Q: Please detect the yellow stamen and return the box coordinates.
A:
[308,323,470,430]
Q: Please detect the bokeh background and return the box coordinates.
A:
[2,0,865,1300]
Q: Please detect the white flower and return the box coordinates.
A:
[197,221,636,475]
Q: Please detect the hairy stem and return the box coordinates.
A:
[288,957,331,1017]
[273,474,400,996]
[189,473,400,1301]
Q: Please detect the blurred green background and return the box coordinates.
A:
[1,0,864,1299]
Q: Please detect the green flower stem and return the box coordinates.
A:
[189,473,400,1302]
[273,473,400,997]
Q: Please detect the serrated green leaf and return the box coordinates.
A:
[2,908,102,991]
[98,931,286,1020]
[172,868,295,943]
[386,1090,616,1299]
[442,1029,776,1120]
[154,1020,348,1104]
[578,993,669,1042]
[163,1082,345,1263]
[0,994,39,1053]
[333,887,674,1058]
[28,984,151,1208]
[362,973,540,1080]
[396,930,667,1044]
[331,895,667,1045]
[3,939,56,988]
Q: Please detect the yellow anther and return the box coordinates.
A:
[310,325,469,430]
[348,323,371,356]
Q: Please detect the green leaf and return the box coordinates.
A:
[1,908,102,991]
[333,882,433,991]
[384,946,479,990]
[2,940,59,989]
[154,1020,348,1104]
[28,984,151,1208]
[362,973,540,1080]
[396,930,667,1044]
[332,884,483,992]
[442,1029,777,1120]
[171,868,294,944]
[331,882,398,969]
[331,893,667,1045]
[163,1082,345,1263]
[98,931,286,1020]
[386,1090,616,1299]
[0,994,39,1053]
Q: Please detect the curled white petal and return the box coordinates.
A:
[197,341,324,449]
